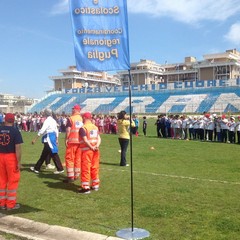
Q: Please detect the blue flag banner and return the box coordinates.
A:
[69,0,130,72]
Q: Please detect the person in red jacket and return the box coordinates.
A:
[0,113,23,210]
[78,112,101,194]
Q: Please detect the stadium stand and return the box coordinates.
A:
[28,86,240,115]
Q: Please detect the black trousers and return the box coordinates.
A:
[34,143,63,171]
[221,129,228,143]
[237,131,240,144]
[118,138,129,166]
[228,131,235,143]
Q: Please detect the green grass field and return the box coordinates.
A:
[4,118,240,240]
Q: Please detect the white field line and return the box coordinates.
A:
[102,168,240,185]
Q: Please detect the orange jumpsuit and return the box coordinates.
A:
[0,125,23,209]
[65,114,83,181]
[0,153,20,209]
[79,122,100,190]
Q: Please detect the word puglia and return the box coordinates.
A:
[87,49,118,61]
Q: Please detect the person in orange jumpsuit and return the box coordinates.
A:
[0,113,23,210]
[63,104,83,183]
[78,112,101,194]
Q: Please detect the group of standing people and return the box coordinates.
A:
[0,104,103,212]
[30,104,101,194]
[0,107,145,210]
[155,113,240,143]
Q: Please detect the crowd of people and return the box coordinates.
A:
[0,111,120,135]
[0,105,102,210]
[1,108,240,210]
[155,113,240,143]
[1,110,240,144]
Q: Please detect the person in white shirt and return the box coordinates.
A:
[235,116,240,144]
[187,116,194,140]
[220,116,229,143]
[176,116,182,139]
[215,116,222,142]
[181,115,188,140]
[30,109,64,174]
[205,116,215,141]
[192,116,198,139]
[197,116,205,141]
[228,116,236,143]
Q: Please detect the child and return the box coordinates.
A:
[143,116,147,136]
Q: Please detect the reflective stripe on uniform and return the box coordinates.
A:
[81,181,90,189]
[67,172,75,177]
[81,147,90,151]
[92,179,100,183]
[70,129,79,133]
[7,196,16,200]
[68,138,79,142]
[7,189,17,193]
[67,167,74,172]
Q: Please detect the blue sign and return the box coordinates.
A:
[69,0,130,71]
[64,79,237,94]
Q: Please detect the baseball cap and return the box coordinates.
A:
[5,113,15,123]
[72,104,81,111]
[82,112,92,119]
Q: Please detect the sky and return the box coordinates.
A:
[1,0,240,99]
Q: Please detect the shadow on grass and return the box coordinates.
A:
[21,163,34,168]
[21,164,64,178]
[21,164,52,173]
[100,162,120,166]
[42,180,78,193]
[21,164,78,192]
[0,204,43,215]
[145,135,159,138]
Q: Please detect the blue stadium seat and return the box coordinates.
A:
[28,86,240,114]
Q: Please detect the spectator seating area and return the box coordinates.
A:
[28,86,240,114]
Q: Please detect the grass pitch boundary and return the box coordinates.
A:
[102,167,240,185]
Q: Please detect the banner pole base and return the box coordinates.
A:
[116,228,150,240]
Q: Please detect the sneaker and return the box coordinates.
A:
[91,187,99,191]
[30,167,39,174]
[78,188,91,194]
[46,164,55,170]
[53,170,64,174]
[0,206,6,210]
[63,178,74,183]
[7,203,20,210]
[120,164,129,167]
